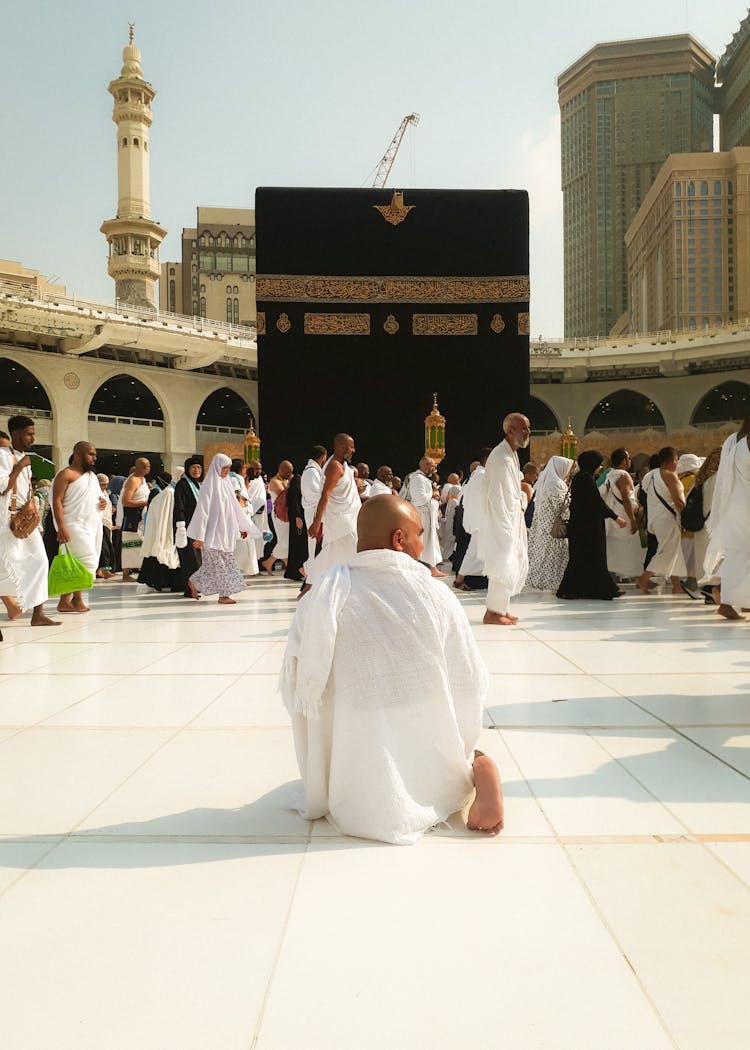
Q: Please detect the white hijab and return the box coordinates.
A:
[187,453,248,552]
[533,456,573,509]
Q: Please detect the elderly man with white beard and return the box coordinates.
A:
[478,412,531,626]
[404,456,445,578]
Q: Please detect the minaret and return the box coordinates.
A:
[100,25,166,310]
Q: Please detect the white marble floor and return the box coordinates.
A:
[1,576,749,1049]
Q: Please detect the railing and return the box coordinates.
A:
[195,424,248,435]
[87,414,164,428]
[0,279,256,342]
[0,404,52,419]
[533,319,750,354]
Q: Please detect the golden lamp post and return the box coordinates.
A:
[424,393,446,466]
[243,421,261,465]
[561,417,578,461]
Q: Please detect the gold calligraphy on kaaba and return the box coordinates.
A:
[276,312,291,333]
[372,190,415,226]
[383,314,399,335]
[256,311,266,335]
[490,313,505,334]
[303,313,371,336]
[412,314,478,336]
[517,312,530,336]
[256,274,530,304]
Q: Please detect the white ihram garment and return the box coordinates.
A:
[601,468,643,577]
[478,441,529,612]
[457,466,485,576]
[52,469,103,579]
[307,459,360,584]
[368,479,393,498]
[703,433,750,606]
[0,448,48,610]
[246,477,269,556]
[693,473,717,583]
[301,459,324,573]
[280,548,486,844]
[120,478,150,571]
[644,470,686,578]
[139,487,179,569]
[405,470,441,567]
[235,502,262,574]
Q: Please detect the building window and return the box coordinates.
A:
[191,277,198,291]
[233,298,239,325]
[226,298,232,323]
[168,280,175,312]
[714,180,722,195]
[700,181,708,196]
[674,184,681,198]
[688,182,695,196]
[233,285,238,294]
[144,142,148,152]
[200,283,205,293]
[226,284,232,294]
[133,137,139,147]
[192,300,198,314]
[169,267,175,276]
[122,137,128,147]
[200,297,206,318]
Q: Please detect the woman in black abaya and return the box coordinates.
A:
[556,450,628,601]
[173,456,204,598]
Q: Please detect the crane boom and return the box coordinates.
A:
[372,113,420,188]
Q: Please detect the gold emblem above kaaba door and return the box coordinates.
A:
[383,314,399,335]
[276,312,291,333]
[490,313,505,334]
[373,190,415,226]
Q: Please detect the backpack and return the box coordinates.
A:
[680,482,706,532]
[273,489,289,523]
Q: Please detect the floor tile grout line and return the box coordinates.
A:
[0,837,68,905]
[558,842,681,1049]
[249,837,313,1050]
[588,673,750,785]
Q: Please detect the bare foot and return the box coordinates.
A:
[71,597,90,613]
[430,566,447,578]
[718,604,745,621]
[56,600,76,613]
[483,611,516,626]
[2,597,22,621]
[187,580,200,600]
[260,558,275,575]
[218,596,236,605]
[467,753,504,835]
[31,614,62,627]
[297,583,312,601]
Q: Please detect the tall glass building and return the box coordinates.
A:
[558,36,715,338]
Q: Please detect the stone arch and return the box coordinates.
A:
[584,388,666,434]
[691,380,750,426]
[88,373,165,422]
[83,367,171,430]
[528,395,560,434]
[0,354,56,417]
[196,386,255,431]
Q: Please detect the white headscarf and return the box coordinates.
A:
[677,453,703,475]
[533,456,573,508]
[187,453,248,552]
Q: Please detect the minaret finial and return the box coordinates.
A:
[129,22,135,45]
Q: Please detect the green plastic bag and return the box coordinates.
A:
[48,545,94,596]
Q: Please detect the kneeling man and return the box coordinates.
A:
[280,495,504,844]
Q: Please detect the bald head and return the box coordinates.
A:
[277,460,293,480]
[72,441,97,473]
[419,457,435,475]
[357,495,423,559]
[446,472,459,485]
[134,457,150,477]
[376,465,394,483]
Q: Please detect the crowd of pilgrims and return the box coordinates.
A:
[2,414,750,624]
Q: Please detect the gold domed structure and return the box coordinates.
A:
[424,393,446,466]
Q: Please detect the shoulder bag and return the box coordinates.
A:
[9,471,40,539]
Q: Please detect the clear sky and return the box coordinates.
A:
[2,0,748,336]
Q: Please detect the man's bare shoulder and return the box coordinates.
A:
[325,458,344,478]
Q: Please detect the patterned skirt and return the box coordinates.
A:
[189,547,245,597]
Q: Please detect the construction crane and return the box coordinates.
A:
[372,113,420,188]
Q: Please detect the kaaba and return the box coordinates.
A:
[256,187,529,476]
